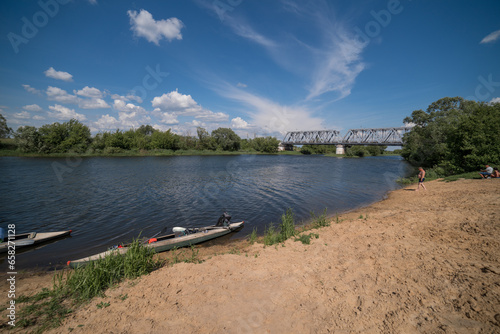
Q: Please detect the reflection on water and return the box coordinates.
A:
[0,155,411,270]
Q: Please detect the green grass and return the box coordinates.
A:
[294,233,319,245]
[14,240,162,333]
[248,227,258,244]
[262,208,297,246]
[310,208,330,228]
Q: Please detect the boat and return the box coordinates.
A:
[67,221,244,268]
[0,230,72,254]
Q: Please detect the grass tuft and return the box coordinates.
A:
[15,240,162,333]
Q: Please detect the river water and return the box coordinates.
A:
[0,155,412,270]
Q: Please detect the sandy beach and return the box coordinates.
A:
[3,178,500,333]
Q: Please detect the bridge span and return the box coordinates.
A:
[281,127,412,153]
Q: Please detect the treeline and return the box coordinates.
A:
[402,97,500,174]
[300,144,388,157]
[10,120,281,154]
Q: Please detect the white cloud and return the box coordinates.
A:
[94,114,120,130]
[152,109,179,125]
[44,67,73,82]
[22,84,42,95]
[46,86,80,104]
[231,117,249,129]
[217,84,324,134]
[79,98,110,109]
[23,104,43,112]
[128,9,184,45]
[236,82,248,88]
[33,115,46,120]
[113,99,146,113]
[48,104,86,121]
[151,89,229,123]
[225,16,276,48]
[490,97,500,104]
[110,93,143,104]
[88,0,97,4]
[480,29,500,44]
[13,111,31,119]
[152,90,201,114]
[75,86,104,98]
[187,119,205,127]
[216,1,366,101]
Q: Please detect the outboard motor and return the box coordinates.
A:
[216,212,231,227]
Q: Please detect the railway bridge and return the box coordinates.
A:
[281,127,412,154]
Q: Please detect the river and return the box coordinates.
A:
[0,154,412,270]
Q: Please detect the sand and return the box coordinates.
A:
[3,178,500,333]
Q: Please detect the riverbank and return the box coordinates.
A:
[3,178,500,333]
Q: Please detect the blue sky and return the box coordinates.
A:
[1,0,499,138]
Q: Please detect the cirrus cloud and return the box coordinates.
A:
[480,29,500,44]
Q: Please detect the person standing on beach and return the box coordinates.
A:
[416,167,426,191]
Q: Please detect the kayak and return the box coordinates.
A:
[0,230,72,253]
[67,221,244,268]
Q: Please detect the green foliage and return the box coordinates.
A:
[14,125,42,152]
[310,208,330,228]
[300,147,312,155]
[14,119,91,153]
[248,227,258,244]
[250,136,280,153]
[211,127,241,151]
[0,113,12,138]
[150,129,179,150]
[279,208,296,241]
[344,145,386,157]
[402,97,500,174]
[294,232,319,245]
[9,121,282,155]
[16,240,161,333]
[196,127,217,150]
[263,208,296,245]
[302,145,337,154]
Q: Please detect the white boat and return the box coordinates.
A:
[0,230,72,253]
[68,221,244,268]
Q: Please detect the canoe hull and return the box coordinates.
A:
[68,222,244,268]
[0,230,72,254]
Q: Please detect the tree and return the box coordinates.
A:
[401,97,500,174]
[14,126,42,152]
[211,127,241,151]
[251,136,280,153]
[0,114,12,138]
[151,129,179,150]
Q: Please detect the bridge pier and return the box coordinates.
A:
[336,145,345,155]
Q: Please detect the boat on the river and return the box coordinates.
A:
[67,215,244,268]
[0,230,72,254]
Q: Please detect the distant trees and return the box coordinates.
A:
[299,144,387,156]
[0,114,12,138]
[401,97,500,174]
[10,121,281,154]
[345,145,387,157]
[211,127,241,151]
[15,120,91,153]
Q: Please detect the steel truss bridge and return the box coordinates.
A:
[282,127,411,146]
